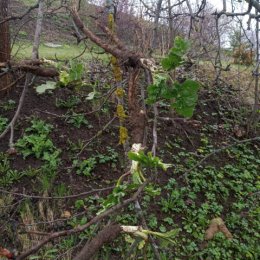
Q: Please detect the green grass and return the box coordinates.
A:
[20,0,38,6]
[12,42,109,61]
[198,59,253,71]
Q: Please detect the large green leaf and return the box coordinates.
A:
[59,61,84,87]
[146,78,200,118]
[161,36,190,70]
[36,81,57,94]
[171,80,200,118]
[69,62,84,81]
[146,76,166,104]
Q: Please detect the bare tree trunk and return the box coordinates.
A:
[248,4,260,131]
[152,0,163,50]
[167,0,174,49]
[0,0,11,94]
[32,0,44,59]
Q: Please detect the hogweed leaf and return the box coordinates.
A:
[36,81,57,94]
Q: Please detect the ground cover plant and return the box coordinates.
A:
[0,0,260,260]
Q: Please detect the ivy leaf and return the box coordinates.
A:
[36,81,57,94]
[171,80,200,118]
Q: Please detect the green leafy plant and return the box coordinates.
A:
[161,36,190,70]
[147,78,200,117]
[55,183,70,197]
[65,112,92,128]
[59,61,84,87]
[55,95,81,108]
[0,153,24,187]
[36,81,57,94]
[100,183,139,213]
[0,99,16,111]
[153,142,259,260]
[37,165,57,192]
[96,147,118,164]
[16,135,55,159]
[73,157,97,176]
[171,80,200,117]
[147,36,200,118]
[16,119,60,164]
[0,116,8,132]
[128,150,172,170]
[29,248,58,260]
[67,138,85,153]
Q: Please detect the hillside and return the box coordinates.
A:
[0,1,259,260]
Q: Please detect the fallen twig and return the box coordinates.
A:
[0,74,35,151]
[0,74,25,92]
[0,186,114,200]
[73,224,122,260]
[78,116,116,155]
[16,182,146,260]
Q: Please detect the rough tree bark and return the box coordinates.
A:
[73,224,122,260]
[70,0,146,145]
[0,0,11,94]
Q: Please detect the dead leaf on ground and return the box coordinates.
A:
[205,217,233,241]
[61,210,72,218]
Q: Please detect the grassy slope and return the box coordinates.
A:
[0,1,259,260]
[12,42,109,61]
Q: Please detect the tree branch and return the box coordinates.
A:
[69,0,141,63]
[0,186,114,200]
[16,182,146,260]
[0,0,40,25]
[73,224,122,260]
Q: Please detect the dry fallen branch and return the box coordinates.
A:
[0,74,25,92]
[0,186,114,200]
[0,60,59,77]
[0,74,33,150]
[73,224,122,260]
